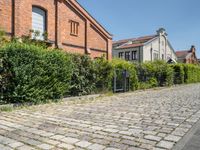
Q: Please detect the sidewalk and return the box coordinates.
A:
[173,118,200,150]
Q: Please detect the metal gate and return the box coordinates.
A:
[113,69,130,93]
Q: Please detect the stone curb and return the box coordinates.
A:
[62,94,102,102]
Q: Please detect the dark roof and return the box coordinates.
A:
[175,50,191,59]
[114,35,157,49]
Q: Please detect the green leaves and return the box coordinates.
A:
[136,60,174,88]
[0,42,73,104]
[183,64,200,83]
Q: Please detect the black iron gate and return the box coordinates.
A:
[113,69,130,93]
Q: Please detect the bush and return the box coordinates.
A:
[136,61,174,88]
[170,64,185,84]
[94,57,113,92]
[69,54,97,96]
[0,42,73,104]
[111,59,138,91]
[184,64,200,83]
[0,28,9,47]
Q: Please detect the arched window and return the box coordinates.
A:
[32,6,46,40]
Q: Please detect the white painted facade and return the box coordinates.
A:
[113,28,177,63]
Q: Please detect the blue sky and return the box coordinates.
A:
[77,0,200,57]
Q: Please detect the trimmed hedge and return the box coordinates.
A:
[1,41,200,105]
[0,42,73,104]
[170,64,185,84]
[68,54,96,96]
[136,61,174,89]
[94,57,113,92]
[184,64,200,83]
[111,59,138,91]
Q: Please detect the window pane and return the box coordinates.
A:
[32,7,46,40]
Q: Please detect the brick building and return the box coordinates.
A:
[176,46,198,64]
[0,0,112,60]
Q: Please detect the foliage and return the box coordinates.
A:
[68,54,97,96]
[136,61,174,88]
[1,38,200,105]
[0,28,9,46]
[94,57,113,92]
[111,59,138,90]
[0,42,73,104]
[170,64,185,84]
[183,64,200,83]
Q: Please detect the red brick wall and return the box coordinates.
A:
[0,0,112,60]
[59,1,86,49]
[0,0,12,34]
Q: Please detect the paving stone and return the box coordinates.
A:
[17,145,35,150]
[157,140,175,149]
[8,142,24,148]
[61,137,79,144]
[24,139,42,146]
[75,141,92,148]
[50,134,65,140]
[127,147,145,150]
[104,148,120,150]
[88,143,106,150]
[144,135,162,142]
[0,84,200,149]
[121,139,140,147]
[164,134,181,142]
[103,128,119,133]
[119,131,132,136]
[58,143,75,149]
[37,143,54,150]
[109,142,129,150]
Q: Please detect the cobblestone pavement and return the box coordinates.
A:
[1,84,200,150]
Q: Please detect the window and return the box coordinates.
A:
[153,53,159,60]
[32,6,46,40]
[125,51,130,61]
[119,52,124,59]
[132,51,137,60]
[162,54,164,60]
[70,20,79,36]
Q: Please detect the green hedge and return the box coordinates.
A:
[136,61,174,89]
[0,42,73,104]
[68,54,96,96]
[184,64,200,83]
[94,57,113,92]
[170,64,185,84]
[111,59,138,91]
[1,41,200,105]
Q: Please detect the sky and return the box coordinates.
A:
[77,0,200,58]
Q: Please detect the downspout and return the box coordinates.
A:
[55,0,58,47]
[12,0,15,37]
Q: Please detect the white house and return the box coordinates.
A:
[112,28,177,63]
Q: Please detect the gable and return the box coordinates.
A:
[66,0,112,40]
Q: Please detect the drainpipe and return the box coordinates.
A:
[55,0,58,47]
[12,0,15,37]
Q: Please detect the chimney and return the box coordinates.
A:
[190,45,196,53]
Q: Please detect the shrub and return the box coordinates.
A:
[170,64,185,84]
[136,61,174,88]
[0,28,9,47]
[184,64,200,83]
[69,54,97,96]
[0,42,73,104]
[111,59,138,91]
[94,57,113,92]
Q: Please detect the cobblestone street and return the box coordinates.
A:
[1,84,200,150]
